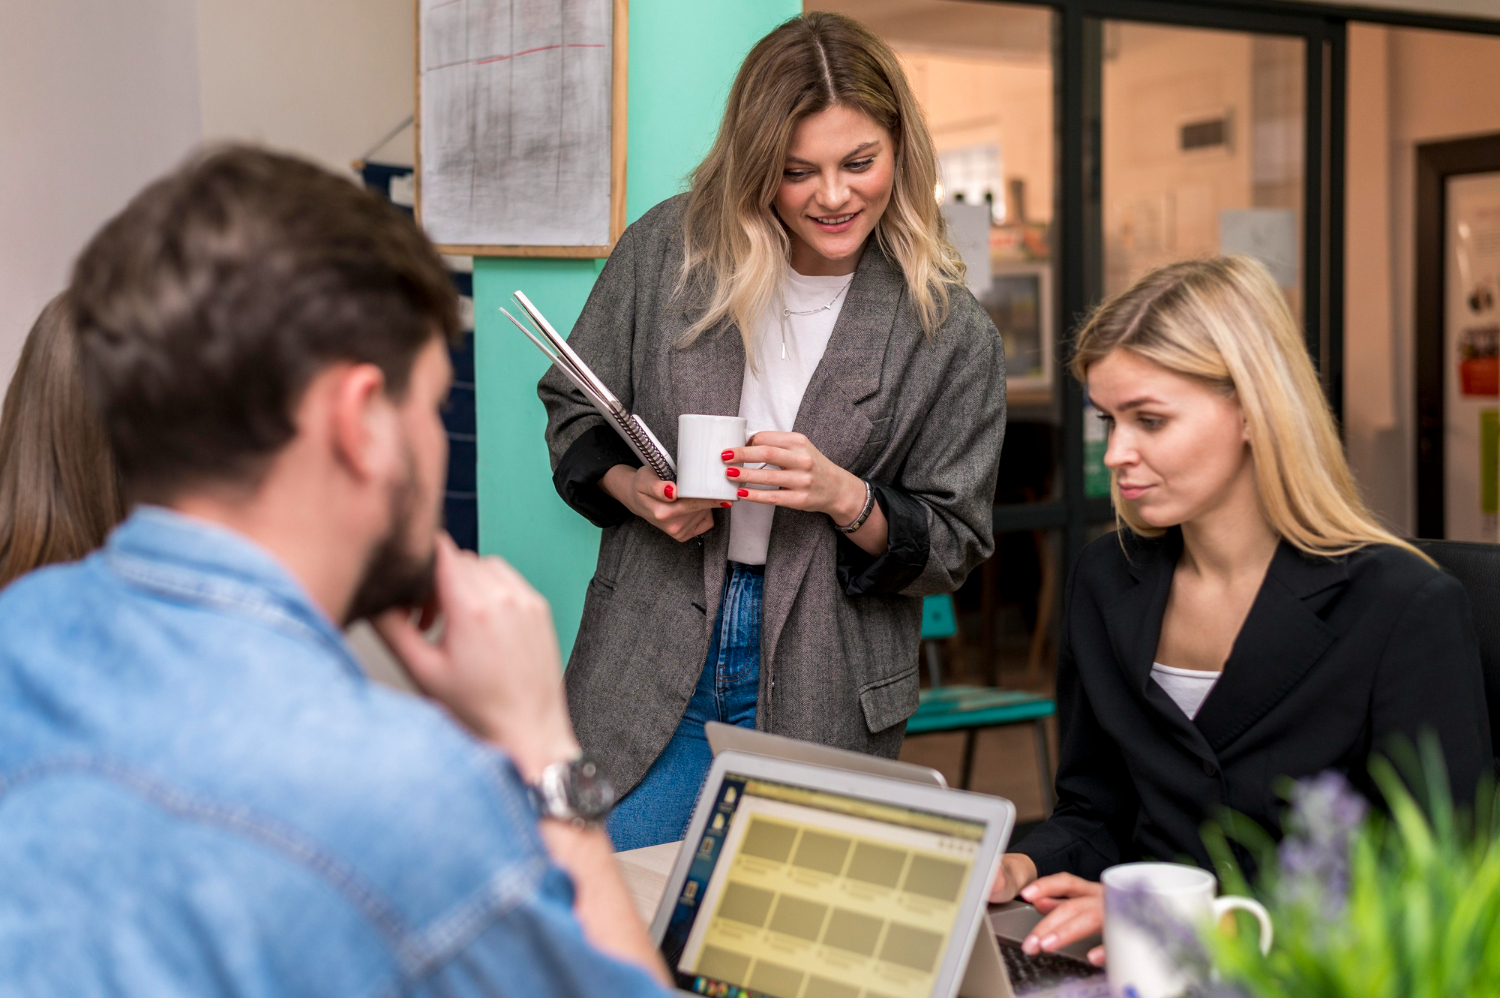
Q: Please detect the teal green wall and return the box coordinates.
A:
[473,0,798,660]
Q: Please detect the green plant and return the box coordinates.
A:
[1202,740,1500,998]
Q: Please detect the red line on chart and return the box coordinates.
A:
[427,42,607,72]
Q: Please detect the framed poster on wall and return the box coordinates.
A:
[415,0,628,256]
[982,261,1054,405]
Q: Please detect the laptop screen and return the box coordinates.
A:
[659,770,986,998]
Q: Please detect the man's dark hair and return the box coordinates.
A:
[70,145,460,501]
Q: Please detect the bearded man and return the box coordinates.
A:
[0,147,672,997]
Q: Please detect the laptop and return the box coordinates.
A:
[648,751,1105,997]
[704,722,947,788]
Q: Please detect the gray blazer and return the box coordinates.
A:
[540,195,1006,795]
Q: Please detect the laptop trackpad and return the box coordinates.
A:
[989,902,1101,962]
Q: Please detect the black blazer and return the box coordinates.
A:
[1014,528,1491,881]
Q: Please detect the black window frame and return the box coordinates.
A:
[975,0,1500,590]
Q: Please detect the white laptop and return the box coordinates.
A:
[704,722,947,788]
[647,750,1105,998]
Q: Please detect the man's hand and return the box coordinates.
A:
[372,534,671,986]
[600,464,721,542]
[372,533,578,780]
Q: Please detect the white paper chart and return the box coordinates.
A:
[419,0,613,248]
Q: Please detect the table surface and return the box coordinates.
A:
[616,841,683,924]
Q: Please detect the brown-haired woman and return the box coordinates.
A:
[540,12,1006,849]
[0,294,126,587]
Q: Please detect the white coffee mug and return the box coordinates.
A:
[1101,862,1272,998]
[676,414,748,500]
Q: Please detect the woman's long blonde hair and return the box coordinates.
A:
[1072,256,1426,562]
[680,11,964,348]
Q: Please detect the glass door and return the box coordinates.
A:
[1099,23,1306,318]
[1056,2,1343,570]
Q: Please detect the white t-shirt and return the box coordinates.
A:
[726,268,852,566]
[1150,662,1222,720]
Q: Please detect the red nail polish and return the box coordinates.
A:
[726,468,740,478]
[720,501,732,508]
[721,450,735,461]
[664,484,674,499]
[737,488,749,498]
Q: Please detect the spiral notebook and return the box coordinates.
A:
[501,291,676,483]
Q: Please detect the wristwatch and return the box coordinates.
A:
[527,755,617,828]
[836,479,877,534]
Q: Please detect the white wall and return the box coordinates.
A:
[0,0,417,686]
[194,0,415,173]
[0,0,417,401]
[0,0,203,393]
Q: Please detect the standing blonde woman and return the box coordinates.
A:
[540,12,1005,849]
[988,256,1489,967]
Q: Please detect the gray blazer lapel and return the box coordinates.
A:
[761,244,904,670]
[669,322,745,424]
[668,323,746,636]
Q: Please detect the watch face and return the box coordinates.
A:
[566,759,617,819]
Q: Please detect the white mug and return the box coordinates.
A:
[676,414,747,500]
[1101,862,1272,998]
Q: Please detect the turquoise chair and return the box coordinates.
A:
[908,593,1057,810]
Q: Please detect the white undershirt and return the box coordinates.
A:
[1151,662,1222,720]
[726,268,851,566]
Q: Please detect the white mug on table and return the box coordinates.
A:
[676,414,748,501]
[1101,862,1272,998]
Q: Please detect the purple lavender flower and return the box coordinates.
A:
[1108,885,1256,998]
[1275,771,1366,922]
[1111,883,1211,977]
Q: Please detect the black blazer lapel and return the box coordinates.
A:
[1102,530,1179,696]
[1192,543,1345,752]
[1102,530,1221,765]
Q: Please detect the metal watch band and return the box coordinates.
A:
[836,479,876,534]
[526,754,615,827]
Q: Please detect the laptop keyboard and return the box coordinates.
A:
[1000,939,1105,996]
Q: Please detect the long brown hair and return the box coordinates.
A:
[0,293,126,586]
[680,11,964,348]
[1072,256,1427,563]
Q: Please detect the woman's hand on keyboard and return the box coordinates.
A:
[1019,873,1106,967]
[990,853,1039,902]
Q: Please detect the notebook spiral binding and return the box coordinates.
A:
[624,414,676,483]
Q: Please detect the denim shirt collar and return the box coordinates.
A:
[104,506,366,681]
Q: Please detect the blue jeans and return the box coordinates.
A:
[606,563,762,851]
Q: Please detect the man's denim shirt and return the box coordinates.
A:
[0,508,670,997]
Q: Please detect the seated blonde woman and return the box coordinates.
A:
[0,293,124,587]
[990,256,1490,964]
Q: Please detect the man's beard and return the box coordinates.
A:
[343,445,438,626]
